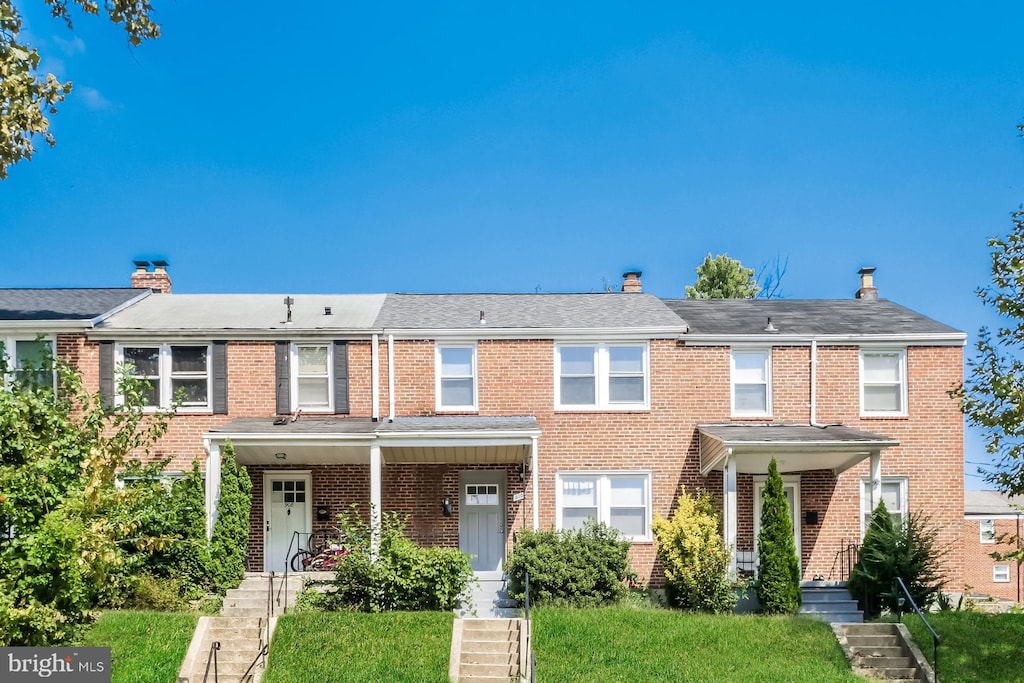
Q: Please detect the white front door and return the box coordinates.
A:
[459,472,506,580]
[263,472,312,573]
[753,475,802,572]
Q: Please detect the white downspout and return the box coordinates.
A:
[810,338,827,428]
[531,435,540,530]
[371,333,380,421]
[387,334,396,421]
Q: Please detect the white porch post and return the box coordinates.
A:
[204,439,222,542]
[724,449,738,574]
[370,444,382,558]
[869,450,882,512]
[531,435,540,531]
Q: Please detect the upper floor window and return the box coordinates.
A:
[293,344,332,411]
[119,344,210,410]
[860,476,908,537]
[980,518,996,544]
[557,471,651,541]
[860,349,907,416]
[731,349,771,417]
[436,344,477,411]
[2,337,56,390]
[555,343,648,410]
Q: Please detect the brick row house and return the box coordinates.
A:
[964,490,1022,602]
[0,263,966,590]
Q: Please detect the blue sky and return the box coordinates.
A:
[3,2,1024,486]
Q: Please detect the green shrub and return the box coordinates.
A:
[504,520,635,607]
[207,442,252,593]
[124,573,188,611]
[755,458,801,614]
[653,490,737,614]
[314,506,474,612]
[848,501,946,619]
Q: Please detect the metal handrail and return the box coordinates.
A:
[201,641,220,683]
[828,541,859,582]
[236,643,268,683]
[279,530,310,614]
[894,576,941,682]
[524,572,535,683]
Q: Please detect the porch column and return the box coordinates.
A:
[531,435,540,530]
[869,450,882,512]
[204,439,222,542]
[370,443,382,558]
[724,449,738,574]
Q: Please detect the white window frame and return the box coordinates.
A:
[980,518,996,544]
[554,342,650,411]
[731,348,772,417]
[994,564,1011,583]
[1,336,57,390]
[291,343,334,413]
[435,343,478,412]
[117,343,212,412]
[555,471,652,542]
[860,476,909,537]
[860,348,908,417]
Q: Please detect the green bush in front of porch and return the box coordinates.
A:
[504,520,636,607]
[755,457,802,614]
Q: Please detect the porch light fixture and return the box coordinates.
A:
[441,497,453,517]
[274,452,287,461]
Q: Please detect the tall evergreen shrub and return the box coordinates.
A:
[755,458,801,614]
[207,442,252,592]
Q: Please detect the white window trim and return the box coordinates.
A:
[731,347,772,417]
[435,343,478,412]
[291,343,334,413]
[1,336,57,390]
[555,470,652,542]
[980,518,996,544]
[859,348,908,417]
[554,342,650,411]
[994,564,1011,583]
[116,343,213,412]
[860,475,909,537]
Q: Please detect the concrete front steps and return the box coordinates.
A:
[799,582,863,624]
[177,574,303,683]
[457,579,519,619]
[833,622,935,682]
[449,618,529,683]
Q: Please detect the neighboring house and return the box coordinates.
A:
[4,262,967,590]
[964,490,1022,602]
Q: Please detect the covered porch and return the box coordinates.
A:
[698,423,899,577]
[203,416,541,576]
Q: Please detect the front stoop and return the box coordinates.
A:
[449,618,527,683]
[800,582,863,624]
[832,622,935,683]
[177,575,303,683]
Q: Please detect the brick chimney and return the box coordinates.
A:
[621,270,643,293]
[856,266,877,300]
[131,259,172,294]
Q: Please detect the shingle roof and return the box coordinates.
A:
[663,299,963,337]
[95,294,387,332]
[965,490,1024,515]
[376,416,540,434]
[0,288,149,321]
[375,293,686,331]
[697,423,898,446]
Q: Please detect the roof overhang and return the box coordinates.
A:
[380,327,686,340]
[698,424,899,476]
[680,333,966,346]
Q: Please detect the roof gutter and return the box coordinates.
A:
[679,333,966,346]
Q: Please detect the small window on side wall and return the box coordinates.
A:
[994,564,1010,583]
[980,519,996,544]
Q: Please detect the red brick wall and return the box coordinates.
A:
[963,517,1022,601]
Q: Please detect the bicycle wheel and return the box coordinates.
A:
[290,550,313,572]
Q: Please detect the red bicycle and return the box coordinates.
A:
[290,535,350,572]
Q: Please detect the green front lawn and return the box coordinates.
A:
[534,608,864,683]
[81,611,197,683]
[892,611,1024,683]
[262,612,454,683]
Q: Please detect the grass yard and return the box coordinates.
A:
[262,611,454,683]
[892,611,1024,683]
[81,611,197,683]
[533,608,864,683]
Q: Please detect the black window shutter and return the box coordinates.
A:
[275,341,290,414]
[334,341,350,414]
[212,341,228,414]
[99,341,115,409]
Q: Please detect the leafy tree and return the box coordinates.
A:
[1,0,160,179]
[685,253,761,299]
[755,457,801,614]
[653,489,737,614]
[0,348,174,644]
[848,501,946,618]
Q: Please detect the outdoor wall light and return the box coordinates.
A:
[274,452,287,461]
[804,510,819,525]
[441,497,453,517]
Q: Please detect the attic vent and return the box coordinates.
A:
[325,306,332,316]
